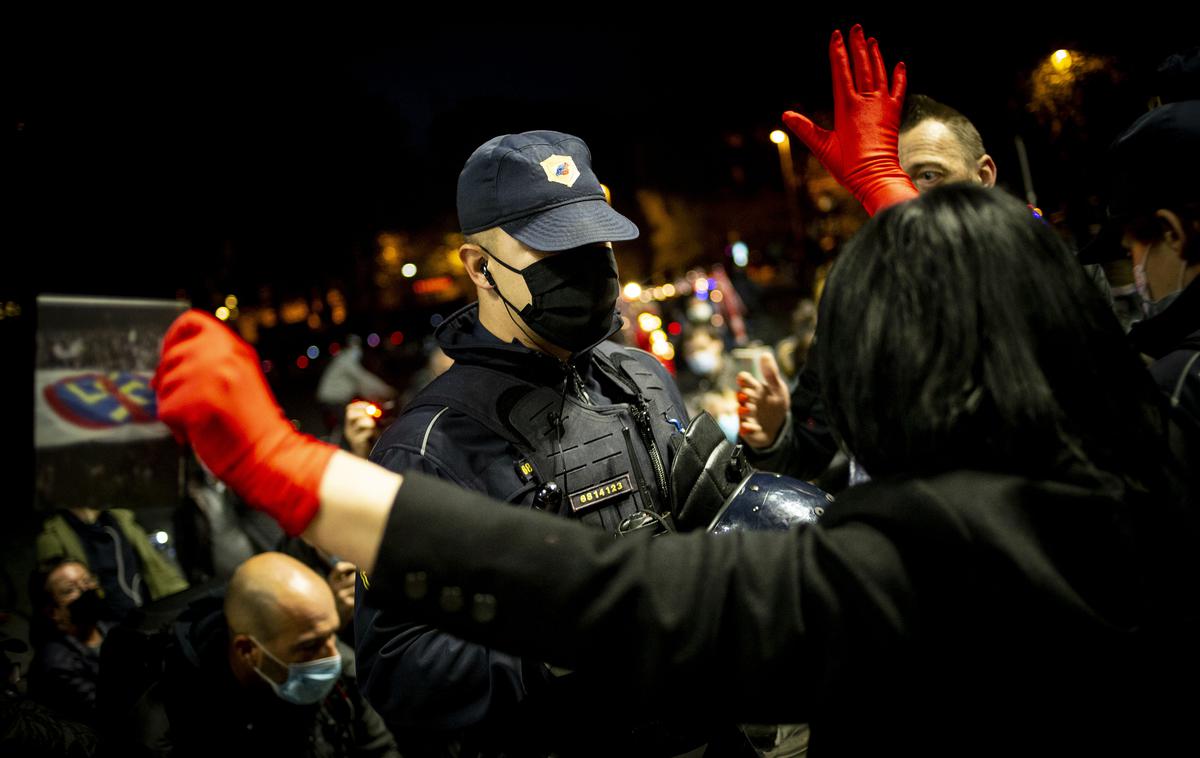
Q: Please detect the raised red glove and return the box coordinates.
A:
[783,25,917,216]
[153,310,335,535]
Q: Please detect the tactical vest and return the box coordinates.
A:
[405,342,685,536]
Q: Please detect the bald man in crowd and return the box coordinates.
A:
[128,552,398,757]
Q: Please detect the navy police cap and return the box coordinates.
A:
[456,130,639,252]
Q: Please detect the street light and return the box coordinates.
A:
[771,128,802,241]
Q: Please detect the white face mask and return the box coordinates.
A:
[685,350,720,377]
[1133,256,1186,317]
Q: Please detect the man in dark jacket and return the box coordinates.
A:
[355,131,705,755]
[1109,100,1200,441]
[127,552,398,758]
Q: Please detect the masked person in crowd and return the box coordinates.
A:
[36,500,189,622]
[352,130,750,755]
[1107,99,1200,439]
[153,180,1198,757]
[27,559,110,725]
[126,552,398,758]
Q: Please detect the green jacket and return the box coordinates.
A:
[36,510,189,602]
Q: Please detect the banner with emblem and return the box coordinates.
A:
[35,295,189,510]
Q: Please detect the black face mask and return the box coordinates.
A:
[482,244,620,354]
[66,589,106,630]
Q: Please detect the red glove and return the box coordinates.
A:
[783,25,917,216]
[153,310,335,536]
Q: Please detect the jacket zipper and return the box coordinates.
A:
[631,397,669,505]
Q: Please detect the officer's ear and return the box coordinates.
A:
[460,244,493,289]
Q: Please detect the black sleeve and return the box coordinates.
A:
[365,472,927,725]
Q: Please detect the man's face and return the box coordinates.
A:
[1123,228,1183,303]
[468,227,619,355]
[45,562,97,631]
[899,119,988,192]
[254,589,340,684]
[477,229,556,312]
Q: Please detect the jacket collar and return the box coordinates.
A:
[434,302,621,385]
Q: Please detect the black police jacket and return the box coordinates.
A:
[355,303,694,755]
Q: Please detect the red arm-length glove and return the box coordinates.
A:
[783,24,917,216]
[153,310,336,535]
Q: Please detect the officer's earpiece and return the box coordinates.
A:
[481,259,496,286]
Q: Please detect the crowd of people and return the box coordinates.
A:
[5,24,1197,758]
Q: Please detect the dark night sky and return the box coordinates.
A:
[2,17,1195,509]
[9,17,1196,300]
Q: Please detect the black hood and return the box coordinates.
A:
[167,593,229,681]
[434,302,621,387]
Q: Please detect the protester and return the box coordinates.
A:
[126,552,399,757]
[26,559,110,725]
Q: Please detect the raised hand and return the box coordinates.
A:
[782,24,916,216]
[737,351,791,450]
[154,310,336,535]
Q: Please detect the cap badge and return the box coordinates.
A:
[540,154,580,187]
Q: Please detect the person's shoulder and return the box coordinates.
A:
[371,402,508,484]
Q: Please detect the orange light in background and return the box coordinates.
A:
[260,308,278,328]
[306,313,321,329]
[280,300,309,324]
[413,277,453,295]
[365,403,382,419]
[662,284,676,297]
[224,295,238,309]
[710,290,724,304]
[623,282,642,301]
[331,307,347,325]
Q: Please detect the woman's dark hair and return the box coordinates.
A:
[817,184,1167,485]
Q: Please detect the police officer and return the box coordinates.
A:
[354,131,705,756]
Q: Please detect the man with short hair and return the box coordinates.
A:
[898,94,997,191]
[129,552,398,757]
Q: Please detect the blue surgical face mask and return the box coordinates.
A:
[251,636,342,705]
[716,413,741,443]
